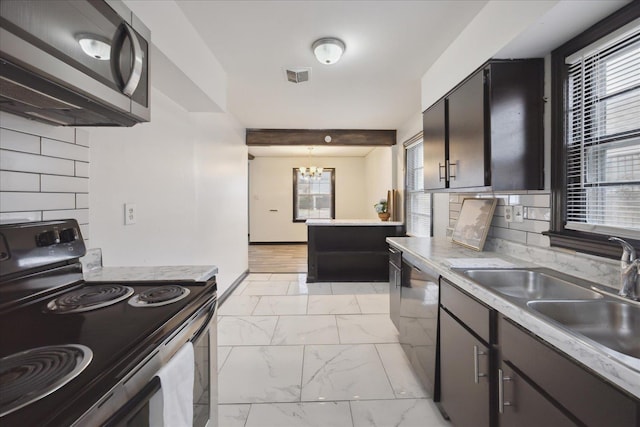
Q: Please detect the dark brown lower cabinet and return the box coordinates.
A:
[439,279,640,427]
[499,316,639,427]
[439,309,490,427]
[497,362,574,427]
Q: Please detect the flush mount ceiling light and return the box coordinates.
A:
[77,34,111,60]
[312,37,345,65]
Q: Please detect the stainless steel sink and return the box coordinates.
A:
[460,269,604,300]
[527,300,640,359]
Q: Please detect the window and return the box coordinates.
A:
[405,136,431,237]
[550,4,640,257]
[293,168,335,222]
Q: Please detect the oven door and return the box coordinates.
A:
[100,298,217,427]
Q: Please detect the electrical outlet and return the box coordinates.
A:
[504,205,514,223]
[125,203,136,225]
[513,205,524,223]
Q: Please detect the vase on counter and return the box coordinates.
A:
[378,212,391,221]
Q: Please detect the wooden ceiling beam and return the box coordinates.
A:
[246,129,396,146]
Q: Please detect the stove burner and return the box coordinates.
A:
[0,345,92,417]
[128,285,190,307]
[45,285,134,314]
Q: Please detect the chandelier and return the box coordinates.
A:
[299,147,323,180]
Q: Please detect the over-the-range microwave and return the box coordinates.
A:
[0,0,150,127]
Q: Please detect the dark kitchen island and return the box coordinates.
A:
[306,219,405,282]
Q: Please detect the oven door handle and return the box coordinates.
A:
[190,297,217,344]
[102,376,160,427]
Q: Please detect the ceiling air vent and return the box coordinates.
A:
[285,68,311,84]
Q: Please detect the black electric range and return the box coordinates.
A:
[0,220,216,426]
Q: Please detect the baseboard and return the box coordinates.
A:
[218,269,249,305]
[249,241,307,245]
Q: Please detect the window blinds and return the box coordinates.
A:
[405,141,431,237]
[565,20,640,239]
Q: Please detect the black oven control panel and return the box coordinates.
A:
[0,219,86,280]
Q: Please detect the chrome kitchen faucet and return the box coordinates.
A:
[609,237,640,301]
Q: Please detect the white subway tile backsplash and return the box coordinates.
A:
[42,138,89,162]
[75,129,90,147]
[494,195,509,205]
[526,232,551,248]
[0,112,75,143]
[490,226,527,244]
[1,116,90,228]
[0,192,75,211]
[76,194,89,209]
[507,219,550,234]
[0,128,40,154]
[0,171,39,191]
[450,191,554,250]
[75,161,89,177]
[1,150,74,175]
[491,215,509,229]
[42,209,89,224]
[525,207,551,221]
[0,211,42,223]
[508,194,550,208]
[41,175,89,193]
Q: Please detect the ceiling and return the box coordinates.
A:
[177,0,488,130]
[175,0,628,158]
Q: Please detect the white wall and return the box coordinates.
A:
[88,88,247,296]
[249,156,370,242]
[420,0,558,110]
[364,147,393,220]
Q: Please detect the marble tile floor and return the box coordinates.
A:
[217,273,450,427]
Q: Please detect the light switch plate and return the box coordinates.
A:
[513,205,524,223]
[125,203,136,225]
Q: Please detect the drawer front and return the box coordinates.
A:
[389,245,402,268]
[440,279,491,343]
[499,316,639,427]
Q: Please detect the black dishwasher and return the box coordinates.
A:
[398,253,440,399]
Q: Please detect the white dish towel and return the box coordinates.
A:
[149,341,195,427]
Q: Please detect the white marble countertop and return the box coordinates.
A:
[84,265,218,282]
[387,236,640,399]
[306,219,404,226]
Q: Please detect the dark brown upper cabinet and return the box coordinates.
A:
[423,59,544,192]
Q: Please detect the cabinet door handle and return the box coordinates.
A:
[498,368,513,414]
[448,160,457,180]
[438,162,447,181]
[473,345,487,384]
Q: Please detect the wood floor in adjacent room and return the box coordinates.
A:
[248,244,307,273]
